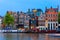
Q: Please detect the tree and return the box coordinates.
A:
[58,12,60,29]
[58,12,60,24]
[3,13,14,28]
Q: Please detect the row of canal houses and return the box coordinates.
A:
[1,6,59,30]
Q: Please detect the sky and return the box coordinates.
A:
[0,0,60,16]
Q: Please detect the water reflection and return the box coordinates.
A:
[0,33,60,40]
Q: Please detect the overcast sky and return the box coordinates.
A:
[0,0,59,16]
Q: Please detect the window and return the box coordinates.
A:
[51,19,52,21]
[15,16,17,18]
[46,14,47,17]
[41,17,42,19]
[51,14,52,17]
[26,18,28,20]
[41,28,42,30]
[56,19,58,21]
[56,28,57,30]
[53,15,55,16]
[48,24,50,30]
[51,23,52,30]
[56,14,57,16]
[49,14,50,17]
[56,23,57,26]
[46,28,47,30]
[48,19,50,21]
[53,23,55,29]
[50,10,53,12]
[53,19,55,21]
[20,21,23,23]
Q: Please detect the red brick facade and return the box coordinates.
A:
[46,7,58,22]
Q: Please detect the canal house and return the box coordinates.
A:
[45,7,58,30]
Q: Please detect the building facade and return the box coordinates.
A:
[29,14,35,28]
[0,16,3,29]
[24,14,30,28]
[38,13,45,30]
[5,7,59,30]
[12,12,18,29]
[45,7,58,30]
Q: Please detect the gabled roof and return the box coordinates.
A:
[45,7,58,12]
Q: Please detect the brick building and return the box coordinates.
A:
[45,7,58,30]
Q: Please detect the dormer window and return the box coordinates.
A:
[50,10,53,12]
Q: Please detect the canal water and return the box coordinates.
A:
[0,33,60,40]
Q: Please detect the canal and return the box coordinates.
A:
[0,33,60,40]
